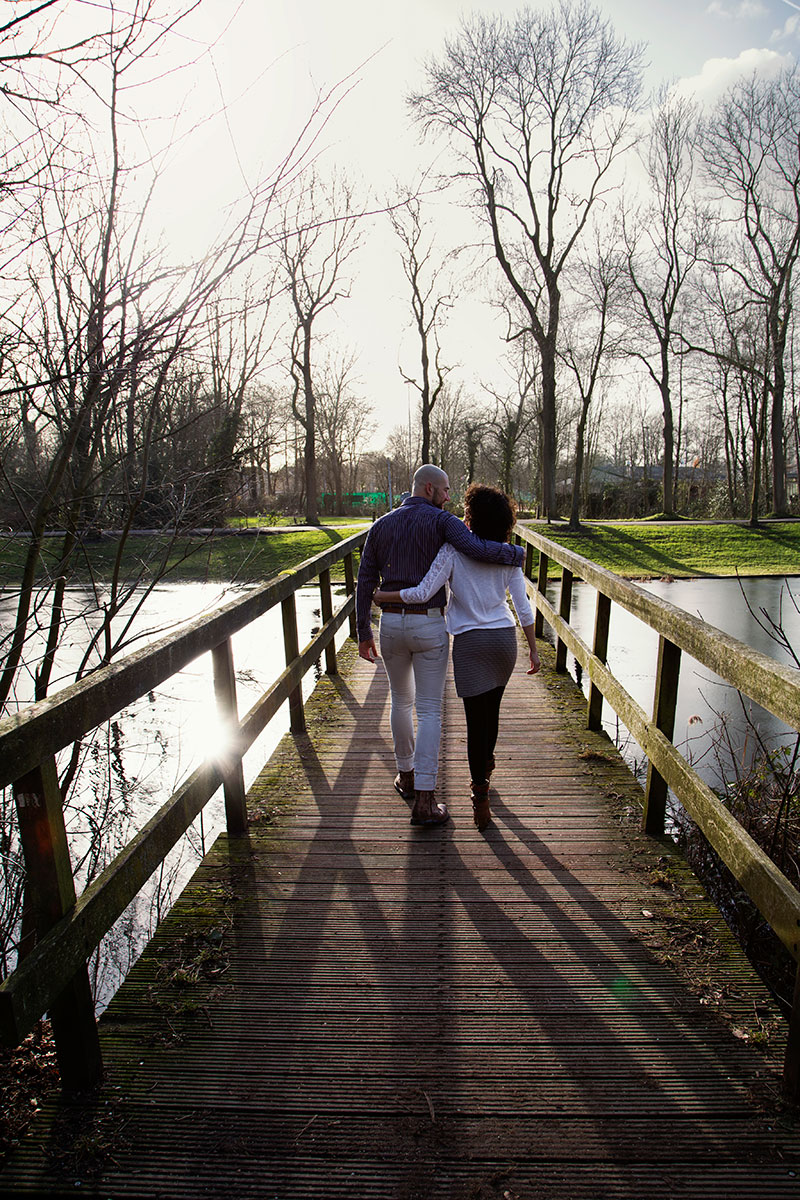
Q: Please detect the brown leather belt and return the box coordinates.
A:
[379,604,445,616]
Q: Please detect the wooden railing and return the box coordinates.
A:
[0,530,366,1090]
[515,524,800,1095]
[3,520,798,1094]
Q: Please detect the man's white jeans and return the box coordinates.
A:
[379,611,449,791]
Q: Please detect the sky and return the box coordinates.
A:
[114,0,800,449]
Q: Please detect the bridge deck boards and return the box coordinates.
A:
[2,638,798,1198]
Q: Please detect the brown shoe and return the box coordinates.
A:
[410,789,449,826]
[471,780,491,832]
[394,770,415,800]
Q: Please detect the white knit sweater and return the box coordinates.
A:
[399,543,534,636]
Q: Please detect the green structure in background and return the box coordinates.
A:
[320,491,387,510]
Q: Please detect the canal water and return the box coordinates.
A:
[2,573,798,1007]
[544,574,800,790]
[0,582,348,1007]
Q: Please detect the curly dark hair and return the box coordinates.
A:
[463,484,517,543]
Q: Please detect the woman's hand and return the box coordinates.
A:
[521,623,540,674]
[374,589,398,604]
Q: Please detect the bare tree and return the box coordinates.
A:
[198,280,277,524]
[238,385,287,506]
[0,0,359,987]
[623,90,704,517]
[694,262,771,527]
[390,192,454,463]
[701,66,800,517]
[410,1,643,519]
[560,232,625,530]
[315,352,376,514]
[385,423,416,496]
[461,404,491,487]
[0,0,171,109]
[427,384,468,483]
[483,337,539,499]
[280,171,361,525]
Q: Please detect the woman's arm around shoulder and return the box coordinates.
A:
[375,542,455,605]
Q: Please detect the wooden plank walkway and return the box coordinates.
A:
[2,637,799,1198]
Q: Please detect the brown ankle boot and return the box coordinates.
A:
[410,789,449,826]
[471,780,491,831]
[394,769,415,800]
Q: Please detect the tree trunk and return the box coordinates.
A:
[301,326,319,526]
[748,381,769,527]
[766,279,790,516]
[749,437,762,527]
[540,342,558,520]
[334,465,344,516]
[660,366,675,518]
[720,383,736,514]
[673,355,683,514]
[771,372,788,516]
[420,337,431,465]
[568,400,591,532]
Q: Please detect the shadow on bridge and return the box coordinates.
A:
[1,642,798,1199]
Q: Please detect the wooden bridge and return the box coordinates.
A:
[1,527,799,1197]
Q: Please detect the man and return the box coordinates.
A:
[356,464,524,826]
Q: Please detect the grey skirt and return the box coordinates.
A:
[452,626,518,698]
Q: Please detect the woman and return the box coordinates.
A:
[375,484,540,831]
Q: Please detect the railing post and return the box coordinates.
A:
[588,592,611,732]
[319,568,337,676]
[282,593,306,733]
[555,568,574,674]
[535,552,549,638]
[211,638,247,835]
[784,963,800,1098]
[642,634,682,836]
[524,541,535,582]
[343,551,357,640]
[13,757,102,1091]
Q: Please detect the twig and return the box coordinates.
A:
[294,1114,318,1142]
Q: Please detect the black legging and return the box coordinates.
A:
[462,685,505,784]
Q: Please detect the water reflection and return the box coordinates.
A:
[0,582,346,1009]
[4,572,796,1007]
[545,575,800,791]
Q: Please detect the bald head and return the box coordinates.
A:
[412,464,450,509]
[412,465,448,494]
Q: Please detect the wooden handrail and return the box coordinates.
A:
[0,531,366,789]
[514,523,800,1095]
[516,526,800,728]
[0,530,366,1085]
[4,519,799,1093]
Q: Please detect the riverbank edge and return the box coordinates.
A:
[2,520,798,585]
[523,519,800,580]
[0,527,350,587]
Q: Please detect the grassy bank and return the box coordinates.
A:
[227,515,371,529]
[525,520,800,579]
[3,519,797,588]
[0,527,354,587]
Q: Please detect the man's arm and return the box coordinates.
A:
[356,530,382,660]
[439,510,524,566]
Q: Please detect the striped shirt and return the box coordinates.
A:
[356,496,524,642]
